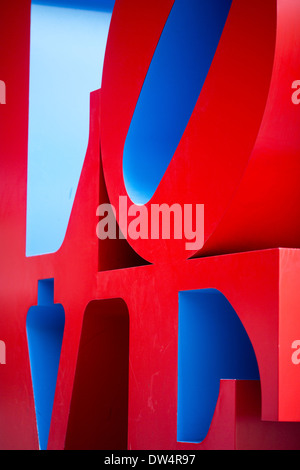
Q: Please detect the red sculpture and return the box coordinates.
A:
[0,0,300,450]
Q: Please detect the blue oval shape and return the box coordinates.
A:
[123,0,232,205]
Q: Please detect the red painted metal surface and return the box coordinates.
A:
[0,0,300,450]
[101,0,300,264]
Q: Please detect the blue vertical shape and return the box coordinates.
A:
[26,1,114,256]
[123,0,232,205]
[177,289,259,443]
[26,279,65,450]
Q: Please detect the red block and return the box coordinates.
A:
[93,248,300,449]
[1,0,300,451]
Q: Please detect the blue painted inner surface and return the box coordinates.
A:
[177,289,259,444]
[26,279,65,450]
[26,1,114,256]
[123,0,232,205]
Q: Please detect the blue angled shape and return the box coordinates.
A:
[26,1,114,256]
[32,0,115,11]
[123,0,232,205]
[177,289,259,443]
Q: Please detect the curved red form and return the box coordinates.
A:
[197,0,300,257]
[2,0,300,451]
[101,0,279,264]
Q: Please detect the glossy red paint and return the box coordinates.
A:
[101,0,300,265]
[101,0,279,264]
[0,0,300,451]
